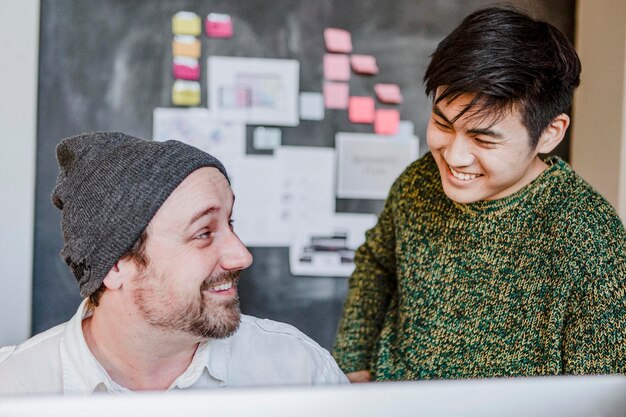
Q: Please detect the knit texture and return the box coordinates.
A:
[333,153,626,379]
[52,131,228,297]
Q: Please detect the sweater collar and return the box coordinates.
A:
[451,156,568,215]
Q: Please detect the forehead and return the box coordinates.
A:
[435,92,523,130]
[150,167,233,228]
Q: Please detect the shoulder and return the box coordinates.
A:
[230,315,348,384]
[543,159,626,284]
[238,315,331,356]
[547,159,625,241]
[0,323,65,395]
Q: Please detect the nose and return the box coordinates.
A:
[220,230,253,271]
[444,135,474,167]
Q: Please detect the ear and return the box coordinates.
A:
[535,114,570,154]
[102,257,139,291]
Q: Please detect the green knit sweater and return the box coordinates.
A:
[333,153,626,380]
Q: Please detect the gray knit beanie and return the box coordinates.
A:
[52,131,229,297]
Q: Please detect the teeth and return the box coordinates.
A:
[207,281,233,291]
[449,166,479,181]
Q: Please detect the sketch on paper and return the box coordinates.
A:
[289,213,377,277]
[208,56,300,126]
[152,107,245,175]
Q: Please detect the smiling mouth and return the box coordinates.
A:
[448,165,483,181]
[205,281,233,292]
[201,271,240,293]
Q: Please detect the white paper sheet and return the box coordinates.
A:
[208,56,300,126]
[289,212,378,277]
[152,107,245,175]
[253,126,282,150]
[299,92,325,121]
[231,147,336,247]
[230,156,289,247]
[336,132,419,199]
[392,120,416,141]
[275,146,336,238]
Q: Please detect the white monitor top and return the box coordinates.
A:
[1,375,625,417]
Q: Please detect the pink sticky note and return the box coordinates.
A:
[324,82,349,109]
[206,13,233,38]
[348,97,375,124]
[324,28,352,53]
[173,57,200,80]
[324,54,350,81]
[375,109,400,135]
[375,83,403,104]
[350,55,378,75]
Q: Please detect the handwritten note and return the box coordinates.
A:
[324,82,349,109]
[348,96,375,124]
[374,83,403,104]
[324,54,350,81]
[374,109,400,135]
[350,55,378,75]
[324,28,352,53]
[172,11,201,36]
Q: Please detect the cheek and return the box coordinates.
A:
[426,124,446,150]
[187,248,221,276]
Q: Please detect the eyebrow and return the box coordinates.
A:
[187,206,219,229]
[432,105,452,124]
[466,127,504,139]
[433,105,504,139]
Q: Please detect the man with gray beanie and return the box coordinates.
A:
[0,131,347,395]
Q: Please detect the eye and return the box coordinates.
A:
[434,119,452,131]
[474,137,497,148]
[194,230,212,239]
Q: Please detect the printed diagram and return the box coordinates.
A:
[298,233,355,265]
[208,56,300,126]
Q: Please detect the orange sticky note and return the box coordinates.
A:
[350,55,378,75]
[375,83,403,104]
[324,54,350,81]
[348,97,375,124]
[324,82,349,109]
[172,35,201,58]
[375,109,400,135]
[324,28,352,53]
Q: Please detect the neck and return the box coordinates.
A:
[82,302,202,391]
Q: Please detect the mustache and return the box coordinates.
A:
[200,270,241,291]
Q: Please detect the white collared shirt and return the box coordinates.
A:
[0,300,348,395]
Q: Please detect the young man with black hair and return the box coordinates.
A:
[334,7,626,382]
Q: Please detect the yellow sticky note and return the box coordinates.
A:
[172,35,201,58]
[172,80,201,106]
[172,11,201,36]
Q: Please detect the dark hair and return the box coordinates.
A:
[423,6,581,147]
[86,228,150,309]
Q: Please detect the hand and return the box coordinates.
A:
[346,370,371,383]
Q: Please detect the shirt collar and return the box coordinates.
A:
[170,337,231,389]
[60,299,128,394]
[60,300,233,393]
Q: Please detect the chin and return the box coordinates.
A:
[442,185,481,204]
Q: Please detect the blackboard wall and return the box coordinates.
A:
[34,0,575,350]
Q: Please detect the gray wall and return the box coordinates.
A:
[33,0,575,350]
[0,0,38,346]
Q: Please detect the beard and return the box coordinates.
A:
[132,269,242,339]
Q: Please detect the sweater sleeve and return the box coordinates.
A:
[332,183,399,373]
[561,200,626,374]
